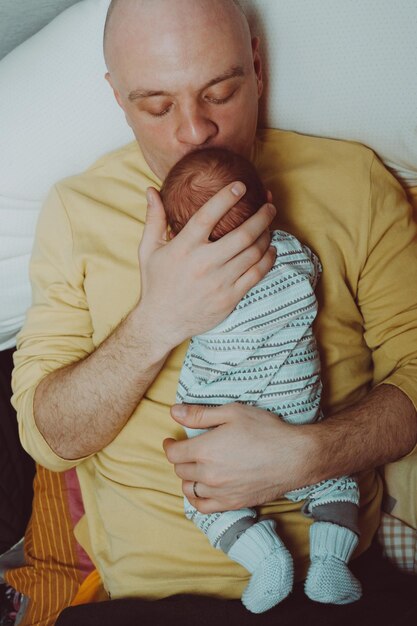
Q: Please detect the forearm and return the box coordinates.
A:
[306,384,417,485]
[164,384,417,513]
[34,305,171,460]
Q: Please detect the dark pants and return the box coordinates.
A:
[0,348,35,554]
[56,542,417,626]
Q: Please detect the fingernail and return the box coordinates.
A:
[146,188,153,207]
[171,404,187,418]
[231,182,246,196]
[267,202,277,219]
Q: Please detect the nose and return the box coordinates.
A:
[176,103,218,147]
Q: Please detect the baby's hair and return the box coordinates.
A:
[161,147,267,241]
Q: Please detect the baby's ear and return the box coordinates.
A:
[168,229,175,240]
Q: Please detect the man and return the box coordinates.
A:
[12,0,417,624]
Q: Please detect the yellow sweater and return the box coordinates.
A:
[12,129,417,600]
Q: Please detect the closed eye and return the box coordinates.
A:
[150,104,174,117]
[205,88,238,105]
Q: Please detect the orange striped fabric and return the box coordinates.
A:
[5,465,85,626]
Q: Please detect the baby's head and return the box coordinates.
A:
[160,147,267,241]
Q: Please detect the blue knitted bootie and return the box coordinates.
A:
[305,521,362,605]
[228,519,294,613]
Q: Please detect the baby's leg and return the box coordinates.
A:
[185,498,293,613]
[286,477,362,604]
[184,417,293,613]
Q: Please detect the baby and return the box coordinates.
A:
[160,147,362,614]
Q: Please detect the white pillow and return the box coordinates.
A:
[0,0,132,350]
[241,0,417,187]
[1,0,417,350]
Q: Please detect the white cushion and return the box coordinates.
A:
[241,0,417,187]
[0,0,132,350]
[1,0,417,349]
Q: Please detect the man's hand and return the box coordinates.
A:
[138,183,277,352]
[163,403,315,513]
[163,386,417,515]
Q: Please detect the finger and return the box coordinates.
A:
[172,462,204,482]
[234,244,277,298]
[266,189,273,203]
[188,494,230,514]
[170,403,228,430]
[214,202,276,263]
[139,187,168,258]
[163,436,200,465]
[181,181,247,242]
[197,499,230,514]
[224,230,271,281]
[183,480,209,501]
[182,480,221,506]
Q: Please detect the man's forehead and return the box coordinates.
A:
[104,0,249,71]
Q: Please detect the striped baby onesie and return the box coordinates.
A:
[176,230,361,611]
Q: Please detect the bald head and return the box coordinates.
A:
[103,0,248,70]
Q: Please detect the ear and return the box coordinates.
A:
[251,37,263,99]
[105,71,134,129]
[105,72,125,111]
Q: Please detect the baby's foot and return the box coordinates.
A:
[305,521,362,605]
[305,555,362,604]
[228,519,294,613]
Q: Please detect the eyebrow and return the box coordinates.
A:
[128,65,245,102]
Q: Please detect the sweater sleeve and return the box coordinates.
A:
[11,185,95,471]
[358,156,417,414]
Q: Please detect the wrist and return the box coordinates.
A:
[266,419,323,495]
[290,422,324,487]
[304,415,357,484]
[128,301,177,363]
